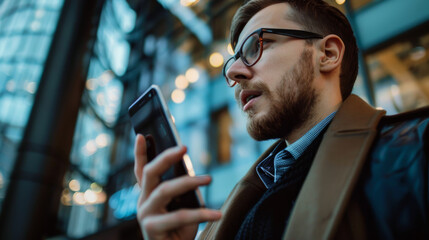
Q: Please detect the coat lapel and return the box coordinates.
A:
[199,141,281,239]
[201,94,385,240]
[283,95,386,240]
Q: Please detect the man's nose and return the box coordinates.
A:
[226,58,252,84]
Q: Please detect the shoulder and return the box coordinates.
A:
[370,105,429,172]
[358,106,429,239]
[380,105,429,126]
[377,106,429,144]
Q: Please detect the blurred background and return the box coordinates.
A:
[0,0,428,239]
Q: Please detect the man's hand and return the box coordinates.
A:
[134,134,222,240]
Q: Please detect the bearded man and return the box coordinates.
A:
[134,0,429,239]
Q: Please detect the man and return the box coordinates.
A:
[134,0,429,239]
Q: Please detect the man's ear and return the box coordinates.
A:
[318,34,345,73]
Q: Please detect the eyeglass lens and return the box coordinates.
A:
[224,33,260,86]
[242,33,260,65]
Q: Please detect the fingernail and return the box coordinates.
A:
[211,211,222,219]
[214,211,222,218]
[196,175,211,181]
[178,146,188,154]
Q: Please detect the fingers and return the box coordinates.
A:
[142,208,222,233]
[133,135,221,239]
[144,175,211,210]
[136,174,221,239]
[141,145,187,198]
[134,134,147,187]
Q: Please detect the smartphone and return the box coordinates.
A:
[128,85,204,211]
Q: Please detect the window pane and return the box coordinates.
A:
[366,31,429,113]
[0,0,64,213]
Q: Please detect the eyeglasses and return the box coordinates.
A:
[223,28,323,87]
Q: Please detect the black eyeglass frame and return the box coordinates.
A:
[223,28,324,87]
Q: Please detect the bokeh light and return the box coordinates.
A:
[227,43,234,56]
[185,68,199,83]
[69,179,81,192]
[180,0,199,7]
[175,75,189,89]
[209,52,224,68]
[171,89,186,103]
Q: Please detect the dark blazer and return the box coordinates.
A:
[199,95,429,240]
[349,106,429,239]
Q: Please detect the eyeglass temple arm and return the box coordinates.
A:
[263,29,323,39]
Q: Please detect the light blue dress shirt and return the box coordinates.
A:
[256,111,336,188]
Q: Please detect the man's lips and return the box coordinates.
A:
[240,89,262,111]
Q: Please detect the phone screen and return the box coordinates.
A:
[129,88,181,181]
[129,86,203,210]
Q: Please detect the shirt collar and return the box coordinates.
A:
[256,111,337,188]
[286,111,337,159]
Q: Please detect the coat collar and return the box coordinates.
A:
[199,94,385,240]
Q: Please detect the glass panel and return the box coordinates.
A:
[367,31,429,114]
[0,0,64,213]
[56,0,135,237]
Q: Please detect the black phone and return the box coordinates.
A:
[128,85,204,211]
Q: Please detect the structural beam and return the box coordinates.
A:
[0,0,104,239]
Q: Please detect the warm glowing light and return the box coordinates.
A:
[25,81,37,94]
[209,52,224,68]
[180,0,199,7]
[171,89,186,104]
[84,189,97,203]
[95,133,109,148]
[336,0,346,5]
[175,75,189,89]
[73,192,86,205]
[227,43,235,56]
[185,68,199,83]
[68,186,107,205]
[96,191,107,203]
[99,70,113,86]
[90,183,102,193]
[171,115,176,123]
[84,140,97,156]
[69,179,81,192]
[61,189,72,206]
[86,78,96,90]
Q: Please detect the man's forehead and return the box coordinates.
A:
[236,3,299,48]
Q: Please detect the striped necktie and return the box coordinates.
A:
[274,149,296,182]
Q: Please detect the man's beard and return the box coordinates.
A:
[242,48,318,141]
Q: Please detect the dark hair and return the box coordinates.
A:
[230,0,358,100]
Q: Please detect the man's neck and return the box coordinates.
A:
[285,100,341,145]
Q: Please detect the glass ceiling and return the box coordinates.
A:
[0,0,64,209]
